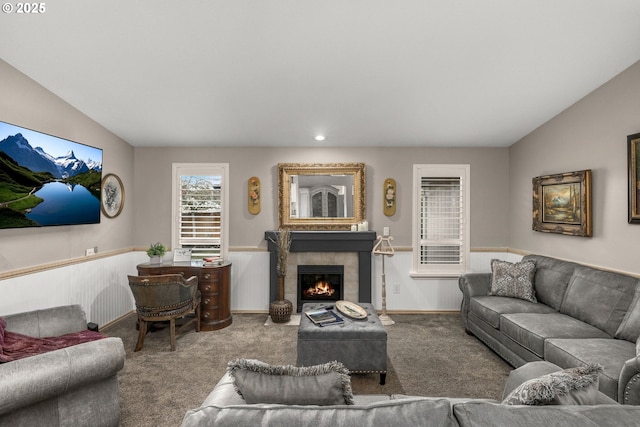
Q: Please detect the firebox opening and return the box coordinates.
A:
[297,265,344,312]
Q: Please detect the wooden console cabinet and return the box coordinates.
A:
[136,261,232,331]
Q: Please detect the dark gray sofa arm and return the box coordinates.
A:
[458,273,491,328]
[619,355,640,404]
[0,337,125,416]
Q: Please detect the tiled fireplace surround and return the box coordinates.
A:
[265,231,377,312]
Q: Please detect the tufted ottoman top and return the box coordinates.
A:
[298,303,387,340]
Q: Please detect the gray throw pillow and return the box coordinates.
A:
[227,358,354,405]
[489,259,537,303]
[502,364,603,406]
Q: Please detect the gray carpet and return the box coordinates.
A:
[103,312,512,427]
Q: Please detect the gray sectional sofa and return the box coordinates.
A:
[182,361,640,426]
[459,254,640,404]
[0,305,126,426]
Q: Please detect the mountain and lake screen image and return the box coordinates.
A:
[0,121,103,229]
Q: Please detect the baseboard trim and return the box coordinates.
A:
[101,310,136,331]
[231,310,461,315]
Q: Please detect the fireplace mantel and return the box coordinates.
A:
[265,231,377,304]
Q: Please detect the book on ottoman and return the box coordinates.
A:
[305,308,344,326]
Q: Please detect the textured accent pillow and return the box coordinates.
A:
[502,364,603,406]
[489,259,537,302]
[227,358,354,405]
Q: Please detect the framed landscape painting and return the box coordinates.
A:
[532,169,592,237]
[629,133,640,224]
[0,121,103,229]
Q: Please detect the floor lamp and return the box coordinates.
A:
[372,235,395,326]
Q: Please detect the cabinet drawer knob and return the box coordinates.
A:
[204,298,210,305]
[204,273,211,280]
[204,285,211,291]
[203,312,210,319]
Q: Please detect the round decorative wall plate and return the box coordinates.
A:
[101,173,125,218]
[336,300,367,319]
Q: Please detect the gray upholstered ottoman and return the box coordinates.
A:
[297,302,387,384]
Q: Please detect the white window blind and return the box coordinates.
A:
[419,177,463,265]
[172,164,229,260]
[412,165,470,277]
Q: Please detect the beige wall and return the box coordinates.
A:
[0,60,135,272]
[509,60,640,274]
[8,53,640,279]
[133,146,510,249]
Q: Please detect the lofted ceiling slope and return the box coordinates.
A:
[1,0,640,148]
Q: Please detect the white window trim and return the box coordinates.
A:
[410,164,470,278]
[171,163,229,260]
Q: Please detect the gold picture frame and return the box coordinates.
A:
[628,133,640,224]
[532,169,592,237]
[101,173,125,218]
[278,162,366,230]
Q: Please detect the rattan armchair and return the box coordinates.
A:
[127,274,201,351]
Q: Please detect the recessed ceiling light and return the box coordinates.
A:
[314,135,326,141]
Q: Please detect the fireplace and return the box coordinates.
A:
[265,231,377,311]
[297,265,344,310]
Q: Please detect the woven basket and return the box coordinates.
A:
[269,299,293,323]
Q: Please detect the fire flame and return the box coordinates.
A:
[303,280,336,297]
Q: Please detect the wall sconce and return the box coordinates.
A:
[383,178,396,217]
[248,176,261,215]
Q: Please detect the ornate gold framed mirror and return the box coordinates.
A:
[278,162,366,230]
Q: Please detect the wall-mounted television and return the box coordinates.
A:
[0,121,103,229]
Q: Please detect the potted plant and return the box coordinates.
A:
[147,242,167,264]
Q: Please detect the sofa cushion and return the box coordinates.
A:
[500,313,610,358]
[182,397,459,427]
[502,364,602,405]
[615,285,640,342]
[470,296,555,329]
[3,305,89,338]
[0,317,6,349]
[454,402,640,427]
[544,338,635,402]
[560,265,637,337]
[522,255,577,311]
[489,259,537,302]
[227,359,354,406]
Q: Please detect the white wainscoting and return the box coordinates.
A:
[228,250,521,312]
[0,251,144,327]
[0,250,520,325]
[371,251,522,312]
[227,251,270,312]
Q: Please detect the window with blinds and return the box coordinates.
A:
[419,176,462,264]
[412,165,470,277]
[172,164,229,260]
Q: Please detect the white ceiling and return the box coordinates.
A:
[2,1,640,148]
